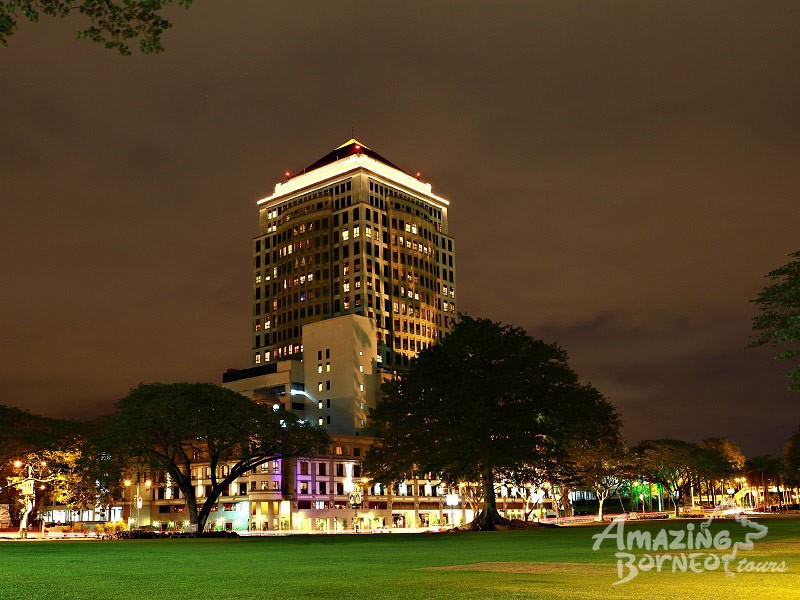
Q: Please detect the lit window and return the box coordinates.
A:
[318,382,323,392]
[326,363,331,372]
[317,364,323,374]
[342,229,350,241]
[359,384,364,392]
[318,418,323,426]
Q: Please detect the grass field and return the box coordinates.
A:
[1,517,798,599]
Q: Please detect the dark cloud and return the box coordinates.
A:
[1,1,798,455]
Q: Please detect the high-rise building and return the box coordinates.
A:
[225,139,457,437]
[251,139,457,369]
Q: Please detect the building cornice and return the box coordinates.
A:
[257,154,449,208]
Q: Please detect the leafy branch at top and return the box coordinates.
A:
[0,0,193,55]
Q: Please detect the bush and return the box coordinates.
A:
[103,520,127,535]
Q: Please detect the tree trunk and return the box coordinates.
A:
[468,464,512,531]
[185,491,199,530]
[197,491,221,533]
[597,496,605,521]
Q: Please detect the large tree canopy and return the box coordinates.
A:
[785,425,800,486]
[365,315,620,530]
[750,250,800,392]
[0,0,193,54]
[633,439,708,517]
[569,437,629,521]
[0,404,77,465]
[95,382,330,532]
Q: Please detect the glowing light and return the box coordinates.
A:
[273,403,280,412]
[284,170,291,178]
[415,171,421,178]
[354,144,361,151]
[145,480,152,487]
[124,480,132,487]
[445,494,460,507]
[258,154,449,207]
[13,460,22,468]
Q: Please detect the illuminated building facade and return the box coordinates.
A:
[251,139,457,370]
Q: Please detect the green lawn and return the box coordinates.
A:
[1,517,798,599]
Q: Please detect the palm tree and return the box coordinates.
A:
[747,455,781,510]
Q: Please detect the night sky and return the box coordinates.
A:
[1,2,797,456]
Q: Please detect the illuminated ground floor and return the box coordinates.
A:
[41,498,537,533]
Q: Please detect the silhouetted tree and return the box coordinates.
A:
[784,425,800,488]
[95,383,330,532]
[365,315,620,530]
[750,250,800,392]
[697,437,745,505]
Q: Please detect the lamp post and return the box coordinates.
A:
[123,480,132,528]
[445,492,460,527]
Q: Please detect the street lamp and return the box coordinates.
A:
[445,492,460,527]
[123,480,133,527]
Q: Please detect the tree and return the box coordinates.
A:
[0,0,193,54]
[747,454,782,509]
[95,382,330,532]
[365,315,620,531]
[0,404,76,465]
[0,405,79,527]
[784,425,800,488]
[696,438,745,505]
[498,462,552,521]
[750,250,800,392]
[570,439,629,521]
[633,439,700,517]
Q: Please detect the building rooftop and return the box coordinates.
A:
[289,139,409,180]
[259,138,448,207]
